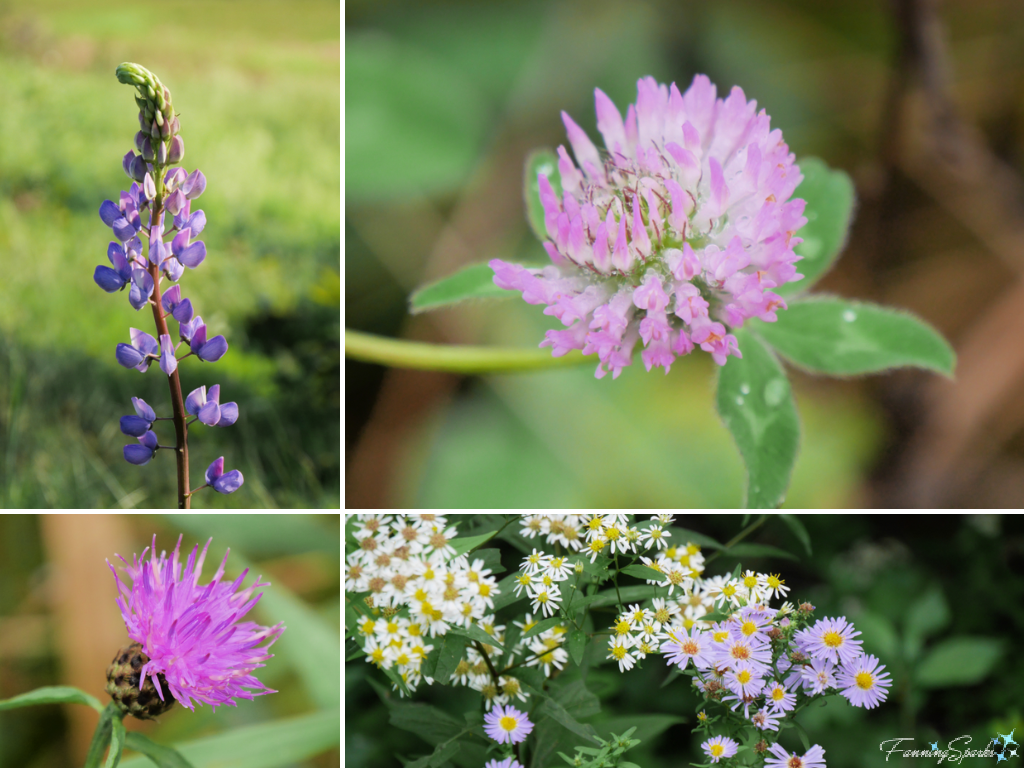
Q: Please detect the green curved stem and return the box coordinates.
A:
[345,329,589,374]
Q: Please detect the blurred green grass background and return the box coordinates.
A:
[0,0,339,508]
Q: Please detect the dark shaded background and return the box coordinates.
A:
[345,513,1024,768]
[346,0,1024,508]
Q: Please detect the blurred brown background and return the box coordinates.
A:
[346,0,1024,508]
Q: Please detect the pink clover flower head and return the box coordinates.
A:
[836,653,891,709]
[107,534,285,711]
[794,616,863,666]
[765,743,827,768]
[492,75,807,378]
[701,735,739,764]
[483,704,534,744]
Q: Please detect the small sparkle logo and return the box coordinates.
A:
[930,743,939,751]
[992,729,1019,763]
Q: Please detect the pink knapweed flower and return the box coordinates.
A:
[491,75,807,378]
[108,534,286,711]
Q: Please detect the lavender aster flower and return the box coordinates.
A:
[483,704,533,744]
[491,75,807,378]
[765,743,826,768]
[836,654,891,709]
[107,534,284,712]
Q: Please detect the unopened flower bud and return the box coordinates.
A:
[106,641,175,720]
[143,172,156,201]
[574,561,584,574]
[382,606,398,619]
[168,115,180,136]
[129,154,148,183]
[799,602,815,614]
[134,131,146,152]
[767,627,783,640]
[156,140,167,165]
[122,151,136,178]
[141,137,154,162]
[167,135,184,164]
[754,741,768,755]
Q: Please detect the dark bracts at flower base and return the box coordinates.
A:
[93,62,242,508]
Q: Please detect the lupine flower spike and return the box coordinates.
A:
[491,76,807,378]
[93,62,243,506]
[106,534,285,716]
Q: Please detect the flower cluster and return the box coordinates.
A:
[95,62,242,496]
[491,75,808,378]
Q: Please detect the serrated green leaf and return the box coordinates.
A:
[753,298,955,376]
[123,733,195,768]
[409,263,510,314]
[118,709,341,768]
[567,629,587,666]
[778,514,812,556]
[524,149,561,241]
[719,543,798,561]
[105,716,126,768]
[717,328,800,509]
[430,633,469,684]
[450,623,504,652]
[389,702,464,746]
[538,696,599,743]
[778,157,855,297]
[472,548,507,574]
[0,685,104,713]
[916,637,1003,688]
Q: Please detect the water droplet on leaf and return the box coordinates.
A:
[736,396,744,405]
[842,310,856,322]
[764,377,788,406]
[740,383,751,395]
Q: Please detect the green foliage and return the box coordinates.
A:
[915,637,1004,688]
[118,708,341,768]
[779,514,812,556]
[777,157,856,297]
[0,685,103,713]
[717,542,798,561]
[752,298,956,376]
[716,329,800,509]
[409,264,511,314]
[105,716,126,768]
[122,733,195,768]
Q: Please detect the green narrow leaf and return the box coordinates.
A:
[753,298,955,376]
[567,629,587,666]
[793,721,811,753]
[619,564,664,581]
[449,531,499,558]
[916,637,1003,688]
[0,685,105,713]
[522,616,565,639]
[524,149,561,241]
[903,586,951,662]
[669,528,724,550]
[538,696,599,743]
[778,157,855,297]
[492,573,526,612]
[409,263,511,314]
[432,633,470,684]
[719,543,798,562]
[584,585,660,609]
[118,709,341,768]
[123,733,195,768]
[450,623,504,652]
[389,702,465,746]
[716,328,800,509]
[105,716,126,768]
[778,514,812,556]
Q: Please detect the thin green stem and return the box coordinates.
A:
[345,329,588,374]
[705,515,767,566]
[474,640,503,691]
[84,702,124,768]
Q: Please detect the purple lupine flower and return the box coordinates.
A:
[120,397,156,437]
[94,242,134,292]
[491,75,807,378]
[186,319,228,362]
[182,169,206,199]
[185,384,239,427]
[116,328,158,371]
[107,534,285,710]
[161,284,194,323]
[128,268,154,310]
[99,199,137,243]
[124,429,159,465]
[205,456,244,494]
[171,226,206,269]
[159,333,177,376]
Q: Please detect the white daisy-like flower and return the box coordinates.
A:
[607,636,637,672]
[640,524,671,550]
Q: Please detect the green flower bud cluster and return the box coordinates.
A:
[116,62,184,171]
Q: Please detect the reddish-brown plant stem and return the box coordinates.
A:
[146,172,190,508]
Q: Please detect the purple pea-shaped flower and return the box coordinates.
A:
[120,397,156,437]
[161,285,194,323]
[159,333,177,376]
[94,242,133,292]
[185,385,238,427]
[128,268,154,310]
[116,328,158,372]
[205,457,243,494]
[124,429,159,465]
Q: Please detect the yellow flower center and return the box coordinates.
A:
[500,716,518,732]
[736,669,752,684]
[612,645,627,660]
[855,671,874,689]
[772,688,785,701]
[822,630,843,648]
[615,620,631,635]
[710,744,724,757]
[741,621,757,636]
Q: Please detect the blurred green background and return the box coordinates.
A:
[346,0,1024,508]
[0,514,341,767]
[0,0,340,508]
[345,513,1024,768]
